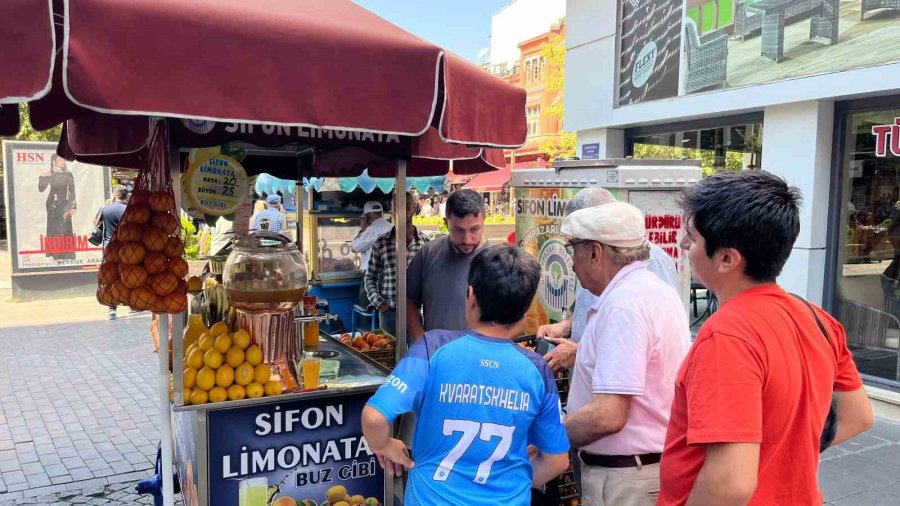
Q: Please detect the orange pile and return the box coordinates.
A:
[339,331,393,352]
[96,189,188,313]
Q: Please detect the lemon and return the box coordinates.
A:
[210,321,229,338]
[245,345,263,366]
[183,367,198,389]
[208,386,228,403]
[189,388,208,405]
[253,363,271,384]
[186,348,205,370]
[227,384,246,401]
[196,366,216,391]
[198,333,215,352]
[214,334,232,354]
[246,382,264,399]
[264,380,283,397]
[183,388,192,405]
[216,365,235,388]
[233,329,251,350]
[235,363,255,386]
[184,343,198,359]
[203,349,223,369]
[225,346,245,368]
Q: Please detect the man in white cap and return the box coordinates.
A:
[538,186,679,371]
[562,202,689,506]
[352,201,392,275]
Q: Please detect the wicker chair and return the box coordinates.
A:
[734,0,763,40]
[861,0,900,20]
[683,18,728,93]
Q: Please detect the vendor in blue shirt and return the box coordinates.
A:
[362,244,570,505]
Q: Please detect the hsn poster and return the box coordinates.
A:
[3,141,110,274]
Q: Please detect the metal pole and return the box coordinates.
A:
[396,160,408,359]
[158,314,175,506]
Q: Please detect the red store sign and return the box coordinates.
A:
[872,117,900,157]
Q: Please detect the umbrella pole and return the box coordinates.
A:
[396,160,408,359]
[158,314,175,506]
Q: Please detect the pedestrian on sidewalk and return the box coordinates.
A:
[99,185,127,320]
[560,202,690,506]
[252,195,286,232]
[362,244,570,505]
[658,171,874,505]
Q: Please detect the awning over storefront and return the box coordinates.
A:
[463,164,511,192]
[461,159,548,192]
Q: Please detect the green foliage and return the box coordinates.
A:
[412,213,513,232]
[412,215,447,233]
[180,215,203,261]
[0,104,63,175]
[632,144,744,177]
[14,104,62,142]
[484,214,514,225]
[538,28,576,160]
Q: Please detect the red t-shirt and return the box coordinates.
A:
[658,285,863,505]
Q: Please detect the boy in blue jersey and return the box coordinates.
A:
[362,244,570,505]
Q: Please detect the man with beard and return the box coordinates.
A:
[407,189,487,341]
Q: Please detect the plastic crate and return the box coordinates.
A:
[360,329,396,369]
[337,329,397,369]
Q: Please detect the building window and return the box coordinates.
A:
[527,106,541,137]
[627,120,763,175]
[834,107,900,386]
[524,56,541,84]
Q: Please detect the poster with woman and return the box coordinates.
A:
[2,141,110,274]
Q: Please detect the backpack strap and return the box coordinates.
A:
[789,293,832,346]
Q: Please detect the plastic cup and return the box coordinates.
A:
[302,355,321,390]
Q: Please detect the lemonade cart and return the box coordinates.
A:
[0,2,526,505]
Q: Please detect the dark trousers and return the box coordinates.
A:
[379,308,397,338]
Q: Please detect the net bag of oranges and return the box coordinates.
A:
[96,122,188,314]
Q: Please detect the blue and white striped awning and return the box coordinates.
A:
[254,171,446,196]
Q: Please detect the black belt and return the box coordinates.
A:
[578,451,662,468]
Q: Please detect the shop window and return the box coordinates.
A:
[627,121,763,176]
[527,106,541,137]
[834,108,900,385]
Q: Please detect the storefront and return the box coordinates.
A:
[829,97,900,387]
[566,1,900,390]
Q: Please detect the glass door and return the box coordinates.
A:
[833,106,900,386]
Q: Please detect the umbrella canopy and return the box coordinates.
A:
[1,0,525,176]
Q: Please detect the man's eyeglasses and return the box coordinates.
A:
[564,240,597,255]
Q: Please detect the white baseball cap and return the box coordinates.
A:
[362,201,383,215]
[561,201,647,248]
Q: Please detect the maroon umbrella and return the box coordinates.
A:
[0,0,55,135]
[2,0,525,175]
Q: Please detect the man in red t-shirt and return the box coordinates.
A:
[659,171,874,506]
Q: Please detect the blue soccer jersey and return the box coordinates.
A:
[366,330,570,505]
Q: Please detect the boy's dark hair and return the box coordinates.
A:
[468,244,540,325]
[446,189,485,219]
[680,171,802,282]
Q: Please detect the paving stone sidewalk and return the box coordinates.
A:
[0,315,177,504]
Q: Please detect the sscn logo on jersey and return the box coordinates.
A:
[538,239,576,321]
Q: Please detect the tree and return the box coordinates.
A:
[538,26,576,160]
[0,104,62,174]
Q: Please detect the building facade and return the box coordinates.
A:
[567,0,900,390]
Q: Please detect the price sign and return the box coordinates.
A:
[185,154,249,216]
